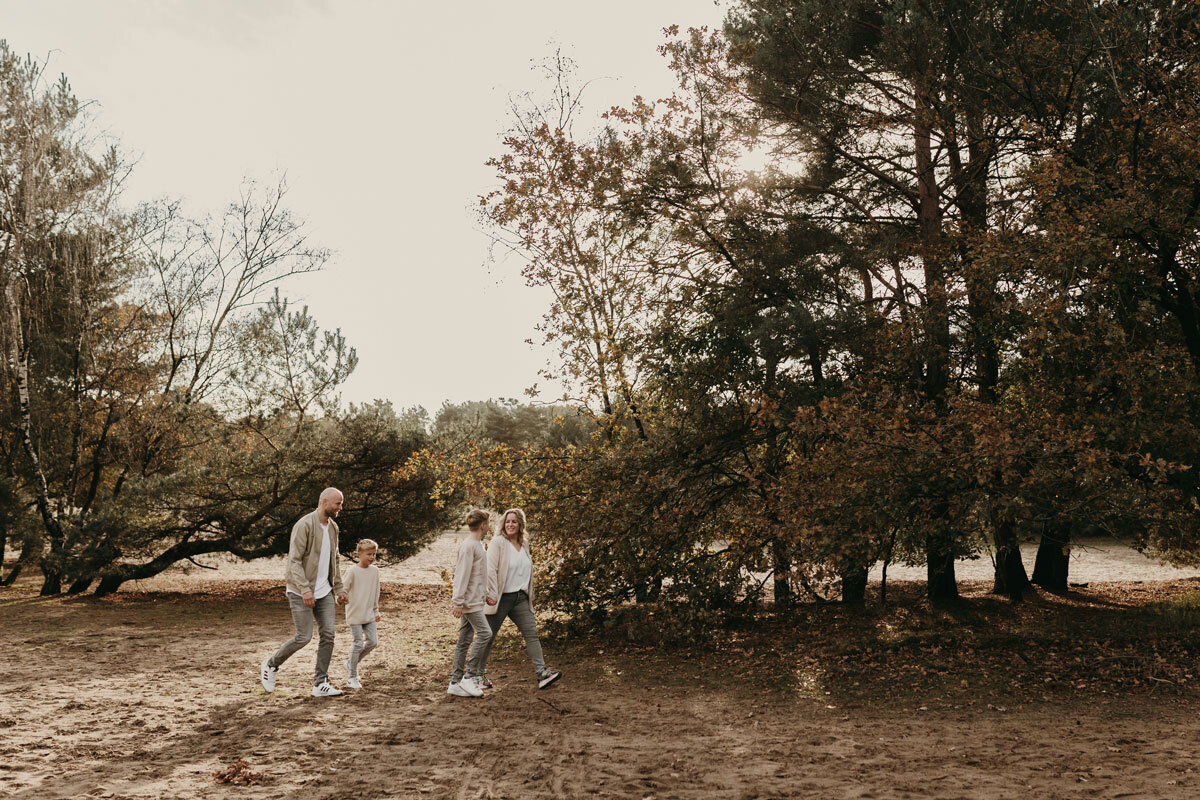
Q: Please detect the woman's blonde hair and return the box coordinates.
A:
[501,507,527,548]
[356,538,379,553]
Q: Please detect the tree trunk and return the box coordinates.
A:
[1,528,40,587]
[1031,529,1070,591]
[991,520,1029,601]
[772,538,793,611]
[840,564,868,604]
[94,575,122,597]
[914,84,950,407]
[926,517,958,602]
[6,289,67,595]
[915,81,957,603]
[66,576,94,595]
[927,550,958,602]
[40,568,62,595]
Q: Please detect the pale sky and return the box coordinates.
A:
[0,0,727,414]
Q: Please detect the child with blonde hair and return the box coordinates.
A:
[447,510,494,697]
[342,538,381,689]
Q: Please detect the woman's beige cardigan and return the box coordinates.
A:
[484,534,534,615]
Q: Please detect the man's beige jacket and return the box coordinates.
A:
[284,510,344,597]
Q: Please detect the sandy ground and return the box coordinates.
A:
[2,538,1199,799]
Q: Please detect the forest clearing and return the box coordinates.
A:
[3,542,1198,800]
[6,2,1200,797]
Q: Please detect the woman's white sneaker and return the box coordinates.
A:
[259,658,277,692]
[312,682,344,697]
[447,678,483,697]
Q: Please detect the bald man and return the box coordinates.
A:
[260,488,350,697]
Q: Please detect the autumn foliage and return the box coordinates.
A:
[467,0,1200,627]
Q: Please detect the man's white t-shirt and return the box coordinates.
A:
[502,538,532,594]
[312,521,333,600]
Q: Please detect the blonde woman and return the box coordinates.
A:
[479,508,561,689]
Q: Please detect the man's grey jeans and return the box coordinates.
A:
[269,592,335,686]
[480,590,545,674]
[450,610,492,683]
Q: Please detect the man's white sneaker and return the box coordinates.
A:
[345,676,363,690]
[312,682,344,697]
[447,678,482,697]
[259,658,277,693]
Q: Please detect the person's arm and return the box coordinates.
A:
[331,526,347,601]
[527,539,535,612]
[372,567,381,621]
[450,542,472,612]
[485,540,501,606]
[342,566,355,609]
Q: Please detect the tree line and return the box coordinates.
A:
[0,43,460,595]
[7,1,1200,628]
[460,0,1200,631]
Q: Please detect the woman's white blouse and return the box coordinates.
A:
[502,538,532,594]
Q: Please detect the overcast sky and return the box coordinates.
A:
[0,0,727,414]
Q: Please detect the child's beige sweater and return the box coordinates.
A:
[451,537,487,612]
[342,564,380,625]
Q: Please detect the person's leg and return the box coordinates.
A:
[359,621,378,664]
[268,594,316,669]
[478,592,516,668]
[463,610,493,679]
[348,623,365,678]
[312,593,336,686]
[507,592,546,674]
[450,616,475,684]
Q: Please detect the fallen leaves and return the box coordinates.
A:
[212,758,264,786]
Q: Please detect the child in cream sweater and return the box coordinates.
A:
[342,538,381,689]
[447,510,495,697]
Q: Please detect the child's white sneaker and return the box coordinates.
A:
[346,676,363,689]
[447,678,482,697]
[312,682,344,697]
[259,658,277,693]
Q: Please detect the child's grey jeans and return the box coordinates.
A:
[451,610,493,683]
[348,621,378,678]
